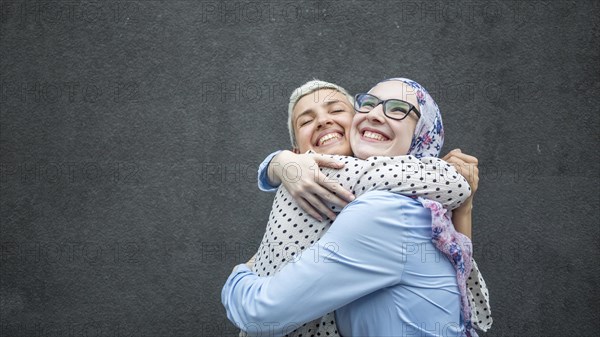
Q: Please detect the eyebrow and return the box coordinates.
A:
[295,100,346,121]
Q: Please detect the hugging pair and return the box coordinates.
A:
[222,78,492,337]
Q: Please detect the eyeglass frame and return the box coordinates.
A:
[353,93,421,121]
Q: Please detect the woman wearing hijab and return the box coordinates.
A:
[222,78,489,337]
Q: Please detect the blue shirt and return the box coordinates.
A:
[222,191,465,337]
[256,150,281,192]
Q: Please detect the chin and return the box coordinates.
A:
[317,144,351,156]
[351,148,371,160]
[354,144,390,159]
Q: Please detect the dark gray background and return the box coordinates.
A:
[1,0,598,336]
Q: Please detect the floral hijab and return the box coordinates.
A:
[377,77,445,158]
[379,78,478,337]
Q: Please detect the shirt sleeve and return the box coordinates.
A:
[304,151,472,210]
[221,192,409,337]
[257,150,282,192]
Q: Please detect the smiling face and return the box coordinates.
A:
[292,89,354,155]
[350,81,419,159]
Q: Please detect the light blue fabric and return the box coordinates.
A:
[257,150,281,192]
[222,191,464,337]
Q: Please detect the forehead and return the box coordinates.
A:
[293,89,350,117]
[368,81,419,107]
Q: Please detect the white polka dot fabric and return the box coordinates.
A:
[244,153,491,336]
[469,258,493,331]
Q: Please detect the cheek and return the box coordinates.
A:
[295,127,312,146]
[390,123,415,152]
[350,114,364,131]
[401,123,417,149]
[337,114,355,132]
[349,120,360,145]
[403,133,414,150]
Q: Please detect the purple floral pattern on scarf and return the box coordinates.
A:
[381,78,478,337]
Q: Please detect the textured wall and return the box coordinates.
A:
[1,1,598,336]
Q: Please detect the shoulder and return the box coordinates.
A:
[328,191,422,242]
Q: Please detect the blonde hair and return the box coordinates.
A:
[287,80,354,148]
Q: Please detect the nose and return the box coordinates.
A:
[315,111,334,128]
[366,104,386,124]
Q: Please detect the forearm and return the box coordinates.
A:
[266,151,290,187]
[452,202,473,239]
[354,155,471,209]
[257,150,283,191]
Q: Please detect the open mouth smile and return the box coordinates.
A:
[316,132,344,147]
[360,129,390,142]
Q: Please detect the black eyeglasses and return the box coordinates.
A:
[354,93,420,121]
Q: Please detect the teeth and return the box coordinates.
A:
[318,133,341,146]
[363,130,388,141]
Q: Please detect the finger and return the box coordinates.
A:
[445,157,475,182]
[317,172,355,202]
[313,155,345,169]
[459,161,478,182]
[445,149,479,168]
[472,169,480,187]
[441,151,454,161]
[303,193,337,221]
[449,152,478,165]
[445,156,466,173]
[296,197,324,222]
[312,182,350,209]
[442,148,461,159]
[443,154,462,164]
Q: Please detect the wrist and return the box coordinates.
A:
[273,150,294,167]
[268,150,292,185]
[454,200,473,214]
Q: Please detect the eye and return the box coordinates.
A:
[330,109,344,114]
[386,100,411,114]
[389,106,407,113]
[361,101,376,109]
[299,119,312,127]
